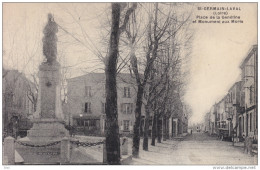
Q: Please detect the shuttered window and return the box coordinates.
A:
[120,103,133,114]
[84,102,91,113]
[123,87,131,98]
[123,120,130,131]
[85,86,91,97]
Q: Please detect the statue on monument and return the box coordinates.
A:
[33,13,64,120]
[42,13,58,64]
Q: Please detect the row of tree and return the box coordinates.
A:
[104,3,193,164]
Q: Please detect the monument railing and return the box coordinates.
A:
[70,140,105,147]
[16,140,61,147]
[4,136,129,165]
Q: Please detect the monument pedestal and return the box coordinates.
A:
[15,15,72,164]
[27,119,69,141]
[16,62,70,164]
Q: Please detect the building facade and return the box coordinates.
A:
[210,105,217,135]
[216,98,228,130]
[226,81,243,142]
[239,45,258,141]
[205,44,257,143]
[66,73,144,136]
[168,94,187,137]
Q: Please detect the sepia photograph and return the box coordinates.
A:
[1,1,258,167]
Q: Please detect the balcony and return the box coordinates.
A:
[237,106,245,114]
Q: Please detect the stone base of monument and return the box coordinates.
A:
[15,119,71,164]
[15,142,62,164]
[27,119,69,141]
[5,134,109,164]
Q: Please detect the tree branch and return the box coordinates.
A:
[119,3,138,35]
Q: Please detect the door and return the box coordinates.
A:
[246,114,249,136]
[172,121,176,137]
[239,117,242,137]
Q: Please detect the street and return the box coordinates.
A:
[131,132,257,165]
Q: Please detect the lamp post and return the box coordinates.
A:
[227,102,235,145]
[79,114,84,135]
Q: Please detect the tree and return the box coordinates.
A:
[25,74,38,112]
[126,2,193,155]
[105,3,137,164]
[2,69,36,138]
[129,2,169,157]
[142,55,172,149]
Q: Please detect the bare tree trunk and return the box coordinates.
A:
[163,116,167,141]
[3,95,8,133]
[157,115,162,143]
[167,117,170,139]
[143,105,150,151]
[131,2,171,157]
[151,114,157,146]
[132,85,144,157]
[105,3,121,164]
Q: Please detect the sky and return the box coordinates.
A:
[2,3,258,125]
[185,3,257,124]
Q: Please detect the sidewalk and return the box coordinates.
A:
[231,141,258,156]
[131,138,181,165]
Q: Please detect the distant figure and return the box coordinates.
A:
[191,129,192,134]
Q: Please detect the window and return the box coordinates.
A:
[85,86,91,97]
[249,63,254,77]
[121,103,133,114]
[123,120,130,131]
[250,113,252,132]
[149,118,153,126]
[242,117,244,132]
[123,87,131,98]
[84,102,91,113]
[89,120,96,127]
[249,85,253,104]
[17,96,23,108]
[256,113,258,130]
[101,102,106,114]
[77,119,84,126]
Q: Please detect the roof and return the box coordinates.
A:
[67,72,137,85]
[68,73,105,82]
[240,44,257,69]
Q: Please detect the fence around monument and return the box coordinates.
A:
[3,136,129,165]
